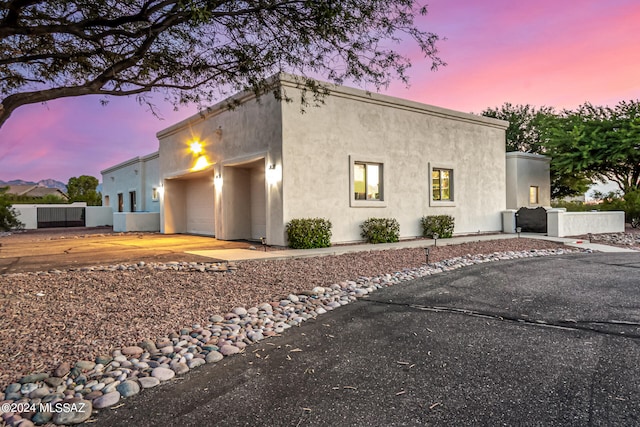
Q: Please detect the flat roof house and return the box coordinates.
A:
[103,74,510,246]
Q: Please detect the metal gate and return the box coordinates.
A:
[37,207,86,228]
[515,207,547,233]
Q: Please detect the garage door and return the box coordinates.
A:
[186,176,215,235]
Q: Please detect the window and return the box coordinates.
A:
[354,162,382,201]
[432,168,453,201]
[529,186,539,204]
[129,191,136,212]
[117,193,123,212]
[350,155,387,207]
[152,187,159,201]
[104,195,110,207]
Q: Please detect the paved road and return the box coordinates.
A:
[91,252,640,426]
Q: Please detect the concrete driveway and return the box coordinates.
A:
[0,228,250,274]
[90,252,640,426]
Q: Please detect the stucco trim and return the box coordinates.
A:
[100,151,159,174]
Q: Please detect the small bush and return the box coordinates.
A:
[360,217,400,244]
[0,188,24,231]
[286,218,332,249]
[421,215,454,238]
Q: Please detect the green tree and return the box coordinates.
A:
[543,100,640,195]
[0,0,444,128]
[0,186,23,231]
[67,175,102,206]
[481,103,591,199]
[481,103,554,153]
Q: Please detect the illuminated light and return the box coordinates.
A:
[266,163,281,184]
[190,141,203,154]
[157,185,164,196]
[214,173,223,189]
[192,155,210,171]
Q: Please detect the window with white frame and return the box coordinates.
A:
[354,162,382,201]
[432,168,453,201]
[350,155,387,207]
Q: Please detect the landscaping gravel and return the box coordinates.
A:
[0,234,598,426]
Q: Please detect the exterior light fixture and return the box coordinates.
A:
[266,163,281,184]
[190,141,203,154]
[424,247,430,264]
[260,236,267,252]
[433,233,439,247]
[516,227,522,238]
[214,173,222,188]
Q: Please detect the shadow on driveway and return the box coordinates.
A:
[90,252,640,426]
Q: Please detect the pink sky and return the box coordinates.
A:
[1,0,639,184]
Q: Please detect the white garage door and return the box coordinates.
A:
[186,176,215,236]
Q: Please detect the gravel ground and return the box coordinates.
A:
[0,234,576,393]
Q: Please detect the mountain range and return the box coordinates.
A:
[0,179,68,192]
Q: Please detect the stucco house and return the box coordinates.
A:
[102,74,512,246]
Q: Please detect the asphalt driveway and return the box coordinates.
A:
[91,252,640,426]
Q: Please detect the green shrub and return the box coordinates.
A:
[598,190,640,223]
[420,215,454,238]
[0,187,24,231]
[360,217,400,243]
[551,200,592,212]
[286,218,332,249]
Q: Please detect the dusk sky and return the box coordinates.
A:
[1,0,639,184]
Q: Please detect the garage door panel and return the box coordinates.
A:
[186,176,215,236]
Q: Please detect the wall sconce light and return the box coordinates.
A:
[266,163,281,184]
[214,173,222,188]
[190,141,203,154]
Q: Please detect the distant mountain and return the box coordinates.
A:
[0,179,68,193]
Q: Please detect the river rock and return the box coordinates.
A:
[151,367,175,382]
[52,399,92,424]
[138,377,160,389]
[205,350,224,363]
[93,391,120,409]
[116,380,140,397]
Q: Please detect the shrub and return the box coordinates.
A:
[598,190,640,223]
[0,187,24,231]
[286,218,332,249]
[421,215,454,238]
[360,217,400,243]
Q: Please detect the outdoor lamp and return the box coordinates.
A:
[424,247,430,264]
[516,227,522,238]
[433,233,439,247]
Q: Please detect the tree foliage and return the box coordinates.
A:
[542,101,640,195]
[67,175,101,206]
[0,186,23,230]
[481,103,591,199]
[0,0,444,128]
[481,103,554,153]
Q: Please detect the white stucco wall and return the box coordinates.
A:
[11,205,37,229]
[280,81,508,243]
[506,152,551,209]
[101,152,160,213]
[547,209,625,237]
[113,212,160,232]
[157,93,283,241]
[86,207,113,227]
